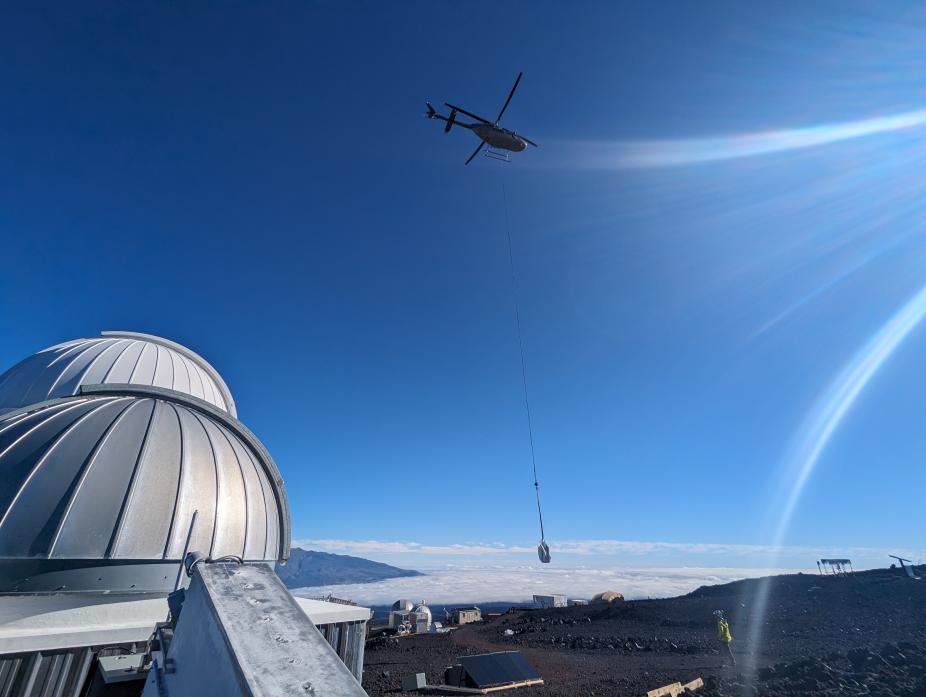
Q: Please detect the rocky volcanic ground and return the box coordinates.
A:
[362,566,926,696]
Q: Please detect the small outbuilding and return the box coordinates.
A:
[533,594,566,608]
[388,599,415,629]
[591,591,625,603]
[452,607,482,625]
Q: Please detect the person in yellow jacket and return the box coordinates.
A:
[713,610,736,666]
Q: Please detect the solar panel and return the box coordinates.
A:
[457,651,541,688]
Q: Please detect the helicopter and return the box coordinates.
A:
[426,72,538,165]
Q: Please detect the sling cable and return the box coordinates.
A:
[501,178,551,564]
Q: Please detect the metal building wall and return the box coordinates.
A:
[0,623,367,697]
[320,620,367,681]
[0,648,93,697]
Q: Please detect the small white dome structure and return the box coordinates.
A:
[411,602,432,630]
[392,599,414,612]
[0,331,236,416]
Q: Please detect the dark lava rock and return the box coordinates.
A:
[363,567,926,697]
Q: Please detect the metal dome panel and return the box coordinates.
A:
[0,387,289,592]
[0,331,236,417]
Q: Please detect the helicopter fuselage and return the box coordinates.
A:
[471,123,527,152]
[425,81,535,163]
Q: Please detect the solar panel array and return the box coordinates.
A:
[456,651,541,688]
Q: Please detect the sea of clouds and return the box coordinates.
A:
[290,565,801,606]
[292,537,922,570]
[287,537,924,606]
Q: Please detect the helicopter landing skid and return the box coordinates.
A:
[484,148,510,162]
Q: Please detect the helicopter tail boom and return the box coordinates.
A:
[427,103,476,133]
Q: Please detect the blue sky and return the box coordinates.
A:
[2,2,925,575]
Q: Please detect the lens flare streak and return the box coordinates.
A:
[745,282,926,675]
[608,108,926,168]
[776,282,926,539]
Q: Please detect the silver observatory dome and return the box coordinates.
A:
[0,333,290,593]
[0,331,236,416]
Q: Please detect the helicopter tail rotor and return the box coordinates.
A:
[425,102,437,118]
[443,108,457,133]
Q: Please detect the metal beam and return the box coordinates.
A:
[143,562,367,697]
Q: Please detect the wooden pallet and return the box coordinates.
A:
[421,679,545,694]
[646,677,704,697]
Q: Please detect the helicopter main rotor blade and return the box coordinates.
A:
[444,103,493,125]
[518,134,539,147]
[464,140,485,165]
[495,72,523,124]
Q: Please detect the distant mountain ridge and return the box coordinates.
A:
[275,548,423,589]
